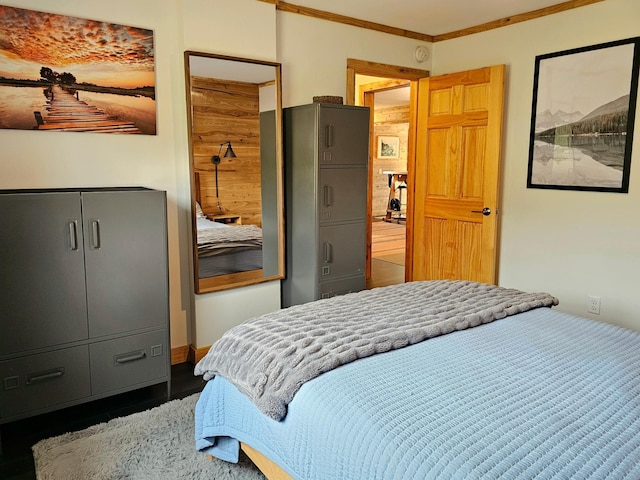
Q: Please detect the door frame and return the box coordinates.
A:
[346,59,429,281]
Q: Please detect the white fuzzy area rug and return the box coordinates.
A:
[32,393,265,480]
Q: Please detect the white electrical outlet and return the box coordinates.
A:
[587,295,601,315]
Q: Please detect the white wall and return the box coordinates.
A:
[278,13,432,107]
[432,0,640,331]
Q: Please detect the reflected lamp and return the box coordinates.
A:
[211,141,237,213]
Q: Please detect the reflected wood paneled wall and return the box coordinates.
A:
[190,76,263,226]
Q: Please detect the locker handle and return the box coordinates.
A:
[90,219,101,249]
[114,350,146,365]
[323,242,332,263]
[68,220,78,251]
[323,185,332,207]
[26,368,65,385]
[325,124,334,148]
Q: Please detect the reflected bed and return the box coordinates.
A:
[196,215,262,278]
[194,280,640,479]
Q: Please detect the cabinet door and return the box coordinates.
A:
[0,193,88,355]
[319,106,370,166]
[319,167,368,224]
[318,223,366,280]
[82,190,168,338]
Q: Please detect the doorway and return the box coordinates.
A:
[362,82,410,288]
[346,58,430,289]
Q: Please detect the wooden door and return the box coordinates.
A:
[412,65,505,284]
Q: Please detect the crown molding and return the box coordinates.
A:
[257,0,605,42]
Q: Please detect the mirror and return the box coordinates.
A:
[184,51,284,294]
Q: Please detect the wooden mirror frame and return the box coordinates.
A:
[184,51,285,294]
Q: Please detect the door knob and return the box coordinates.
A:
[471,207,491,216]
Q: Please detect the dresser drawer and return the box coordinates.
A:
[0,346,91,419]
[89,330,168,395]
[320,275,365,299]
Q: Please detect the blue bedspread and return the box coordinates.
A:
[195,308,640,479]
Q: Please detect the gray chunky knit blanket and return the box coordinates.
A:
[194,280,558,420]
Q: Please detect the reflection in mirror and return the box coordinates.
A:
[185,52,284,294]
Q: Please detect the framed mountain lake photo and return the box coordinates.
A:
[527,37,640,193]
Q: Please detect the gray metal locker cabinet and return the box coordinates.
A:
[282,103,369,307]
[0,187,170,426]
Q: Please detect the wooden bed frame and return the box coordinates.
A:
[208,443,291,479]
[241,443,292,480]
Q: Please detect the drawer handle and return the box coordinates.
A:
[323,185,332,207]
[325,124,334,148]
[323,242,332,263]
[114,350,146,365]
[90,219,101,249]
[26,368,65,385]
[68,221,79,251]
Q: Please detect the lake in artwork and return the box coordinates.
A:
[0,85,156,134]
[530,139,624,189]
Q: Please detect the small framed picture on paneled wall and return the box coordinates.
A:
[0,5,156,134]
[527,36,640,193]
[378,135,400,159]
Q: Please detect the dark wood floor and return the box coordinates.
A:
[0,362,206,480]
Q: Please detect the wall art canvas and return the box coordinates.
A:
[378,135,399,159]
[527,37,640,192]
[0,5,156,134]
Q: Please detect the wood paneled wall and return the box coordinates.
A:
[190,76,263,226]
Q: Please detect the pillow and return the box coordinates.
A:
[195,202,206,218]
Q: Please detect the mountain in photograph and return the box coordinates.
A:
[579,94,630,122]
[535,109,584,132]
[536,94,630,138]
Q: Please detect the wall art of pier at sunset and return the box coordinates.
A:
[0,5,156,134]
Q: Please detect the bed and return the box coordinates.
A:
[196,204,263,278]
[194,280,640,479]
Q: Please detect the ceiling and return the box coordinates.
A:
[286,0,574,36]
[373,87,410,109]
[335,0,584,109]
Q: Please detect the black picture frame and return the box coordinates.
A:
[527,37,640,193]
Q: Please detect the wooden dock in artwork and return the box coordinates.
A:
[34,85,141,133]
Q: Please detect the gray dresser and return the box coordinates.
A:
[0,187,170,425]
[282,103,369,307]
